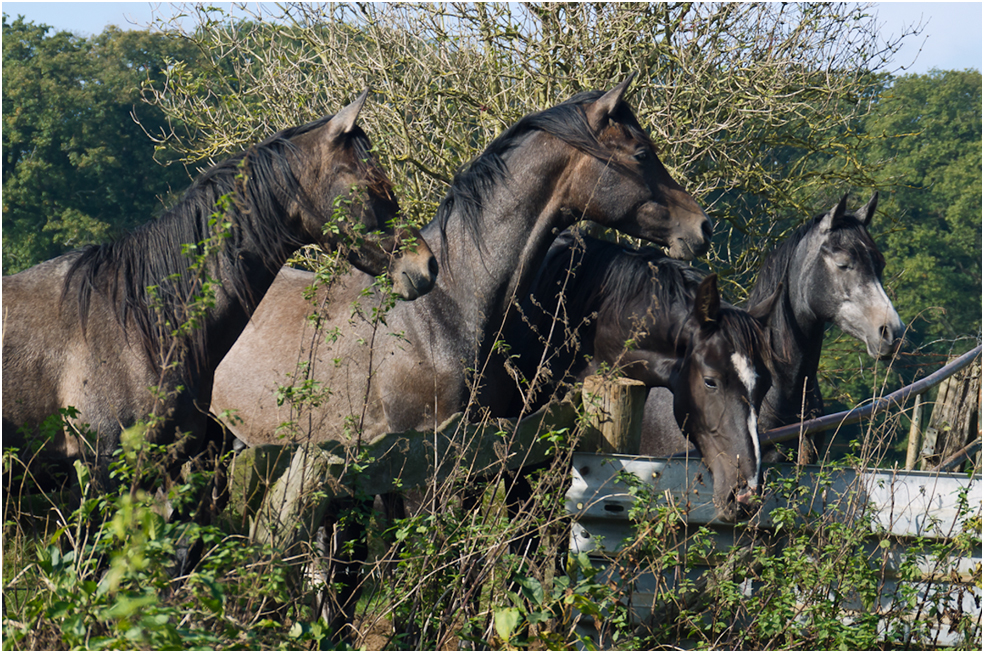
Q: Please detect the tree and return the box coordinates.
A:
[864,69,981,348]
[144,2,916,280]
[1,16,195,274]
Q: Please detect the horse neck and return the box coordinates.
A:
[153,193,303,375]
[201,247,287,364]
[421,135,577,359]
[751,241,827,420]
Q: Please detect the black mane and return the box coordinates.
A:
[62,115,369,372]
[578,236,768,367]
[540,233,702,331]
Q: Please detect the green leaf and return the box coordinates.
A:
[73,459,91,490]
[493,607,521,642]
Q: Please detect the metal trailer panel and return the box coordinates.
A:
[565,454,982,648]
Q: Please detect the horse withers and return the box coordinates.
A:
[642,192,905,466]
[2,90,437,494]
[504,231,779,521]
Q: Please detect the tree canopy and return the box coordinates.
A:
[1,15,196,274]
[867,69,981,346]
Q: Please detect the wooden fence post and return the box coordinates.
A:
[580,375,647,454]
[904,394,923,470]
[921,354,982,471]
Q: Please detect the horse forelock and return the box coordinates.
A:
[62,121,330,374]
[711,308,772,374]
[828,216,885,275]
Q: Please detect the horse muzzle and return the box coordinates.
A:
[389,227,438,301]
[866,314,906,360]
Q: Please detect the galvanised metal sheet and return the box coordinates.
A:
[565,453,982,648]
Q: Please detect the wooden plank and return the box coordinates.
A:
[922,356,981,471]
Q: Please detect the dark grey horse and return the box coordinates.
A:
[2,90,437,493]
[641,192,905,464]
[498,230,779,520]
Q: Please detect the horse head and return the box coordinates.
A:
[556,76,712,260]
[289,89,437,300]
[796,193,904,358]
[669,274,779,521]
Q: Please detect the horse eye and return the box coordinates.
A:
[703,377,718,390]
[633,150,649,163]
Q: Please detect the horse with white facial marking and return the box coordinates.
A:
[501,230,778,520]
[642,192,905,464]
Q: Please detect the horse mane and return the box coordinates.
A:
[589,239,770,373]
[748,208,883,307]
[62,115,378,373]
[528,230,703,342]
[706,306,773,374]
[434,90,653,266]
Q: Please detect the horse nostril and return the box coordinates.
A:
[428,256,439,279]
[701,220,713,242]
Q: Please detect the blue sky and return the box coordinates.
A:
[3,2,982,74]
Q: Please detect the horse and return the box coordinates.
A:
[641,192,905,465]
[2,90,438,497]
[500,230,779,521]
[210,76,713,637]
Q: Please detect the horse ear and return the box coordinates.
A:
[748,282,782,325]
[325,88,370,141]
[586,73,635,132]
[693,273,721,326]
[819,193,850,232]
[855,191,878,226]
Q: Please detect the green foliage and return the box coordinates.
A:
[865,70,982,346]
[2,415,341,650]
[1,15,196,274]
[3,6,980,652]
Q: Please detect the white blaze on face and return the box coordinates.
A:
[731,352,761,490]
